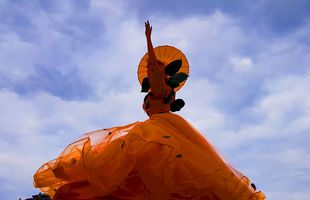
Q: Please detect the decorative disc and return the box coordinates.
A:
[138,45,189,92]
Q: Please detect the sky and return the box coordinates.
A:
[0,0,310,199]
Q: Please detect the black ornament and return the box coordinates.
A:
[165,59,182,76]
[170,99,185,112]
[141,77,150,92]
[167,72,189,89]
[251,183,256,190]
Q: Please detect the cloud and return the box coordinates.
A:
[205,71,310,199]
[130,0,310,34]
[269,191,310,200]
[230,56,253,71]
[207,70,310,155]
[0,0,106,100]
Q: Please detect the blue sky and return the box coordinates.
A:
[0,0,310,199]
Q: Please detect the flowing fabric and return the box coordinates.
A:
[33,113,265,200]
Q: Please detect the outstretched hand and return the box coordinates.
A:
[145,20,156,66]
[145,20,152,39]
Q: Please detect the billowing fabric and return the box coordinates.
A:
[34,113,265,200]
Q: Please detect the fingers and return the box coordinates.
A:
[145,20,151,28]
[145,20,152,38]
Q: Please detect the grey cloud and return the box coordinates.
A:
[130,0,310,35]
[0,0,107,100]
[0,0,105,43]
[12,64,93,100]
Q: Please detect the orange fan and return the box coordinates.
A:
[138,45,189,92]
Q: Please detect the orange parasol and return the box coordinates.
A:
[138,45,189,92]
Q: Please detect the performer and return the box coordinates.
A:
[33,21,265,200]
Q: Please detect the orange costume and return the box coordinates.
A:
[33,21,265,200]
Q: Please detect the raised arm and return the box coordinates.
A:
[144,21,172,98]
[145,21,158,68]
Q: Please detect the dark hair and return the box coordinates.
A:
[170,99,185,112]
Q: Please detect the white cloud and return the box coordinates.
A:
[255,72,310,134]
[0,31,37,81]
[211,71,310,148]
[279,148,310,168]
[268,191,310,200]
[181,78,225,132]
[231,56,253,71]
[90,0,126,17]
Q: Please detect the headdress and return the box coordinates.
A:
[138,45,189,92]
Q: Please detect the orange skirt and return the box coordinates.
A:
[33,113,265,200]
